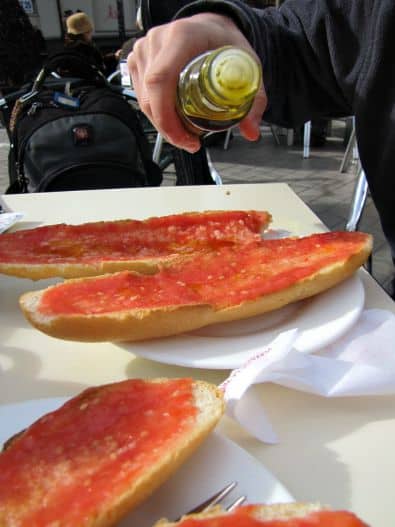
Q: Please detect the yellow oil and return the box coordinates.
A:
[177,46,262,134]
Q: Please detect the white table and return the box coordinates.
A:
[1,184,394,526]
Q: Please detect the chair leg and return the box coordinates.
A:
[223,129,232,150]
[269,125,281,146]
[286,128,294,146]
[345,166,368,232]
[345,166,372,273]
[205,149,223,185]
[152,133,164,164]
[303,121,311,158]
[339,126,356,173]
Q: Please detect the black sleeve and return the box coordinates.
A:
[177,0,395,258]
[175,0,375,127]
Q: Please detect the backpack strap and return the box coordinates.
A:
[32,52,108,92]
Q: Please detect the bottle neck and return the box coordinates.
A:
[200,46,261,109]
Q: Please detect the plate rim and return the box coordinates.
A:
[121,273,365,370]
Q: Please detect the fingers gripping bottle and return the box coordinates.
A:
[177,46,262,135]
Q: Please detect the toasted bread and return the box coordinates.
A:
[0,378,224,527]
[19,231,372,342]
[154,502,369,526]
[0,210,271,280]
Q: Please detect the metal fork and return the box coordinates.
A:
[180,482,246,519]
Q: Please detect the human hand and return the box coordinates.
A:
[128,13,267,153]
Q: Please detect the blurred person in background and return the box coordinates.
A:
[0,0,45,91]
[63,12,120,76]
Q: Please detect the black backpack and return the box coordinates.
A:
[7,53,162,193]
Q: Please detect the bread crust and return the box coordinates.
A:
[0,379,225,527]
[19,233,372,342]
[93,380,225,527]
[153,502,367,526]
[0,254,179,281]
[154,503,323,526]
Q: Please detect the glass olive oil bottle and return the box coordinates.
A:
[177,46,262,135]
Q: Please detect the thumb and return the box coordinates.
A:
[239,87,267,141]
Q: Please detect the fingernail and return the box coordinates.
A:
[184,139,200,153]
[185,145,200,154]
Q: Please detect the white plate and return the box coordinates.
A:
[120,273,364,370]
[0,398,293,527]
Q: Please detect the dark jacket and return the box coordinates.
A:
[63,39,106,75]
[177,0,395,257]
[62,37,118,77]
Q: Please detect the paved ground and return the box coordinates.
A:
[0,122,393,298]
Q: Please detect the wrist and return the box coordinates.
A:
[179,12,254,57]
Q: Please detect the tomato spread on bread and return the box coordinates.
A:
[37,231,371,315]
[0,210,270,265]
[0,379,199,526]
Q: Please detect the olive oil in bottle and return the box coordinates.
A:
[177,46,262,135]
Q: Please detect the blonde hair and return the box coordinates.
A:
[66,12,94,35]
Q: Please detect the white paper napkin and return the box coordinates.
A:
[0,212,25,234]
[219,308,395,443]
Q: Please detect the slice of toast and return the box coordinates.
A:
[0,210,271,280]
[0,378,224,527]
[154,503,369,526]
[19,231,372,342]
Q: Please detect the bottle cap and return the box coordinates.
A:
[207,47,261,105]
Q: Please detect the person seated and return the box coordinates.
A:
[62,12,119,78]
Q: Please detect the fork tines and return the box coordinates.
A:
[186,481,246,516]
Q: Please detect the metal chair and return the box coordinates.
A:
[339,117,358,174]
[346,165,368,231]
[223,122,281,150]
[345,165,372,274]
[152,132,222,185]
[303,117,357,167]
[303,117,372,272]
[303,120,311,158]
